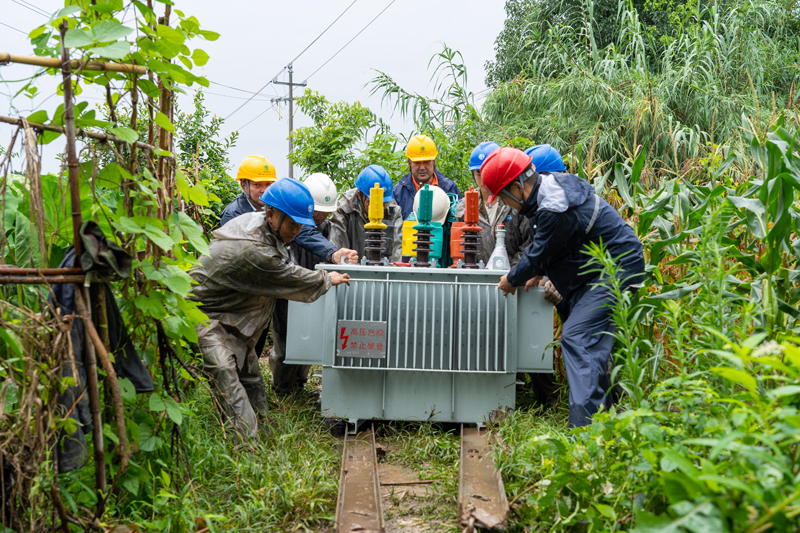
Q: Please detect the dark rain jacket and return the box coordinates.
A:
[456,195,530,267]
[506,171,643,308]
[189,212,333,370]
[290,219,332,270]
[220,191,337,262]
[329,188,404,263]
[393,170,461,220]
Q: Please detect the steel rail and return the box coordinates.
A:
[334,424,384,533]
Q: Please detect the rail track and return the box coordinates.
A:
[334,423,508,533]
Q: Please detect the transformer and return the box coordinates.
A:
[286,263,553,428]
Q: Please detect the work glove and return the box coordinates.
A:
[541,278,562,305]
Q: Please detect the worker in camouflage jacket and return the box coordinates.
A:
[219,157,357,396]
[269,173,341,394]
[190,178,350,439]
[329,165,403,263]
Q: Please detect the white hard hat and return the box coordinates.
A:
[303,173,337,212]
[413,185,450,224]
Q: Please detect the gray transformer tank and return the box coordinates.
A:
[285,263,553,428]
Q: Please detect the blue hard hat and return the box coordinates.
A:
[355,164,393,202]
[524,144,566,173]
[469,141,500,171]
[260,177,315,225]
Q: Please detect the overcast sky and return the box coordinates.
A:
[1,0,506,176]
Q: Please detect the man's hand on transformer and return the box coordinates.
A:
[498,275,516,296]
[333,248,359,265]
[523,276,544,293]
[329,272,351,286]
[541,278,563,305]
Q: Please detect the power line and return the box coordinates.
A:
[11,0,48,17]
[18,0,50,15]
[223,0,358,121]
[235,103,282,132]
[209,80,282,100]
[0,21,27,34]
[288,0,358,65]
[306,0,396,81]
[202,90,272,102]
[209,81,266,95]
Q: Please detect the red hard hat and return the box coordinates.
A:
[480,147,533,205]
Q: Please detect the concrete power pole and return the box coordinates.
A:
[273,63,307,178]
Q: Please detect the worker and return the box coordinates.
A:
[190,178,351,440]
[525,144,567,173]
[481,147,644,429]
[393,135,461,219]
[456,141,530,267]
[219,156,358,379]
[220,155,275,226]
[519,144,569,406]
[270,172,340,394]
[219,155,348,268]
[329,164,403,263]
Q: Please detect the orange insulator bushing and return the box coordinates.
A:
[449,222,466,267]
[460,186,482,268]
[463,186,481,226]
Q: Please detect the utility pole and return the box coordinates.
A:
[273,62,307,178]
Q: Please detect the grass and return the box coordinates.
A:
[124,363,562,532]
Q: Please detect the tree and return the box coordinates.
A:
[289,90,374,189]
[174,91,239,230]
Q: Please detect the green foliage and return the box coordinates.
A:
[174,91,239,232]
[484,0,538,87]
[289,89,378,190]
[369,44,536,192]
[482,0,800,174]
[494,115,800,531]
[1,1,222,529]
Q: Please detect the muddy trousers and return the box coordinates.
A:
[268,298,310,392]
[200,344,268,439]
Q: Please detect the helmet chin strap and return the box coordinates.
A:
[501,168,535,206]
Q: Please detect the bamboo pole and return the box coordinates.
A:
[74,286,129,474]
[0,116,173,159]
[0,52,146,75]
[59,23,83,262]
[79,286,106,517]
[0,275,85,285]
[0,267,83,275]
[156,4,174,223]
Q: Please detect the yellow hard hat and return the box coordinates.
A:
[405,135,438,162]
[236,155,277,182]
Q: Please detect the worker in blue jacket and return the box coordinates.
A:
[220,156,348,265]
[393,135,461,219]
[481,147,644,429]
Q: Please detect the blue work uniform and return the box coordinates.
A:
[393,170,462,220]
[506,171,644,429]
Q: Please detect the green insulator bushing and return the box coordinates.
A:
[417,184,433,224]
[413,221,436,232]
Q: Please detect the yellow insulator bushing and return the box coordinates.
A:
[364,182,387,230]
[402,219,418,257]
